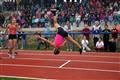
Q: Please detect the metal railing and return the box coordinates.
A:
[0,32,120,52]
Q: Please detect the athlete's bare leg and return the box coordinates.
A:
[35,35,55,47]
[66,35,82,54]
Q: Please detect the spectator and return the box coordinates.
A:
[0,26,4,49]
[81,36,91,52]
[2,0,120,29]
[109,24,118,52]
[108,14,113,25]
[35,33,44,50]
[63,21,72,51]
[0,13,5,27]
[102,22,111,51]
[17,31,22,49]
[95,38,104,52]
[21,32,26,49]
[43,24,51,49]
[75,12,81,27]
[92,21,102,47]
[82,24,91,40]
[117,24,120,32]
[111,24,118,41]
[109,38,117,52]
[69,14,75,26]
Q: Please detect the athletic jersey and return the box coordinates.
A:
[8,24,17,35]
[54,34,64,48]
[54,26,68,48]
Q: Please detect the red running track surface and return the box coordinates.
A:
[0,50,120,80]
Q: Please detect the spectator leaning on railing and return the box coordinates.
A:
[92,21,102,47]
[109,24,118,52]
[102,22,111,52]
[82,24,91,40]
[111,24,118,41]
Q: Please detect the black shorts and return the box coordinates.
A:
[8,34,17,40]
[57,27,68,38]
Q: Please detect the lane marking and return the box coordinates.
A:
[0,75,56,80]
[59,60,71,68]
[0,53,120,58]
[18,54,120,58]
[62,67,120,73]
[0,64,120,73]
[1,57,120,64]
[1,50,120,54]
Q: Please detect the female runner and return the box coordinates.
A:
[7,18,20,58]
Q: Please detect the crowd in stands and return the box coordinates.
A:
[0,0,120,52]
[0,0,120,28]
[2,1,16,11]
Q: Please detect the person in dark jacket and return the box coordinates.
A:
[0,13,5,27]
[111,24,118,40]
[82,24,91,40]
[109,24,118,52]
[102,23,111,51]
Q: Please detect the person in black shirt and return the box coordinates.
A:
[102,23,111,51]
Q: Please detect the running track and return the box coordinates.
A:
[0,50,120,80]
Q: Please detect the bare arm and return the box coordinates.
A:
[5,24,10,34]
[16,23,21,31]
[35,35,55,47]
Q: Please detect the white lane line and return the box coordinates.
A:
[62,67,120,73]
[0,53,120,58]
[0,75,56,80]
[2,57,68,61]
[1,50,120,54]
[0,64,57,69]
[20,54,120,58]
[59,60,71,68]
[0,64,120,73]
[1,57,120,64]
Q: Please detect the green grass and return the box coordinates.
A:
[0,77,32,80]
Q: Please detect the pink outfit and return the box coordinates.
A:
[54,34,64,48]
